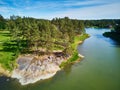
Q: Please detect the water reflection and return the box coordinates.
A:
[63,63,72,75]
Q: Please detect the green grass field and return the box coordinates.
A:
[0,30,16,71]
[71,33,89,49]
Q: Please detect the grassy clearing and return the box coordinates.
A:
[0,30,11,42]
[0,30,17,71]
[71,33,89,49]
[60,33,89,68]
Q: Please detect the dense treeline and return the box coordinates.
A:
[84,19,120,28]
[0,15,6,29]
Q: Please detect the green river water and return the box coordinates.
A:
[0,28,120,90]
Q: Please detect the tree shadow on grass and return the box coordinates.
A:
[0,41,18,52]
[0,40,35,55]
[0,31,11,37]
[0,33,11,37]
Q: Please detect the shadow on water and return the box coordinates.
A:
[63,63,73,75]
[103,35,120,47]
[110,42,120,47]
[0,76,13,89]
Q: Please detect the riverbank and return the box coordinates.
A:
[11,54,64,85]
[60,34,89,68]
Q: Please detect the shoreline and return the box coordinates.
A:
[11,52,84,85]
[11,54,64,85]
[12,67,59,85]
[20,72,57,85]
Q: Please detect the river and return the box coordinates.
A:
[0,28,120,90]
